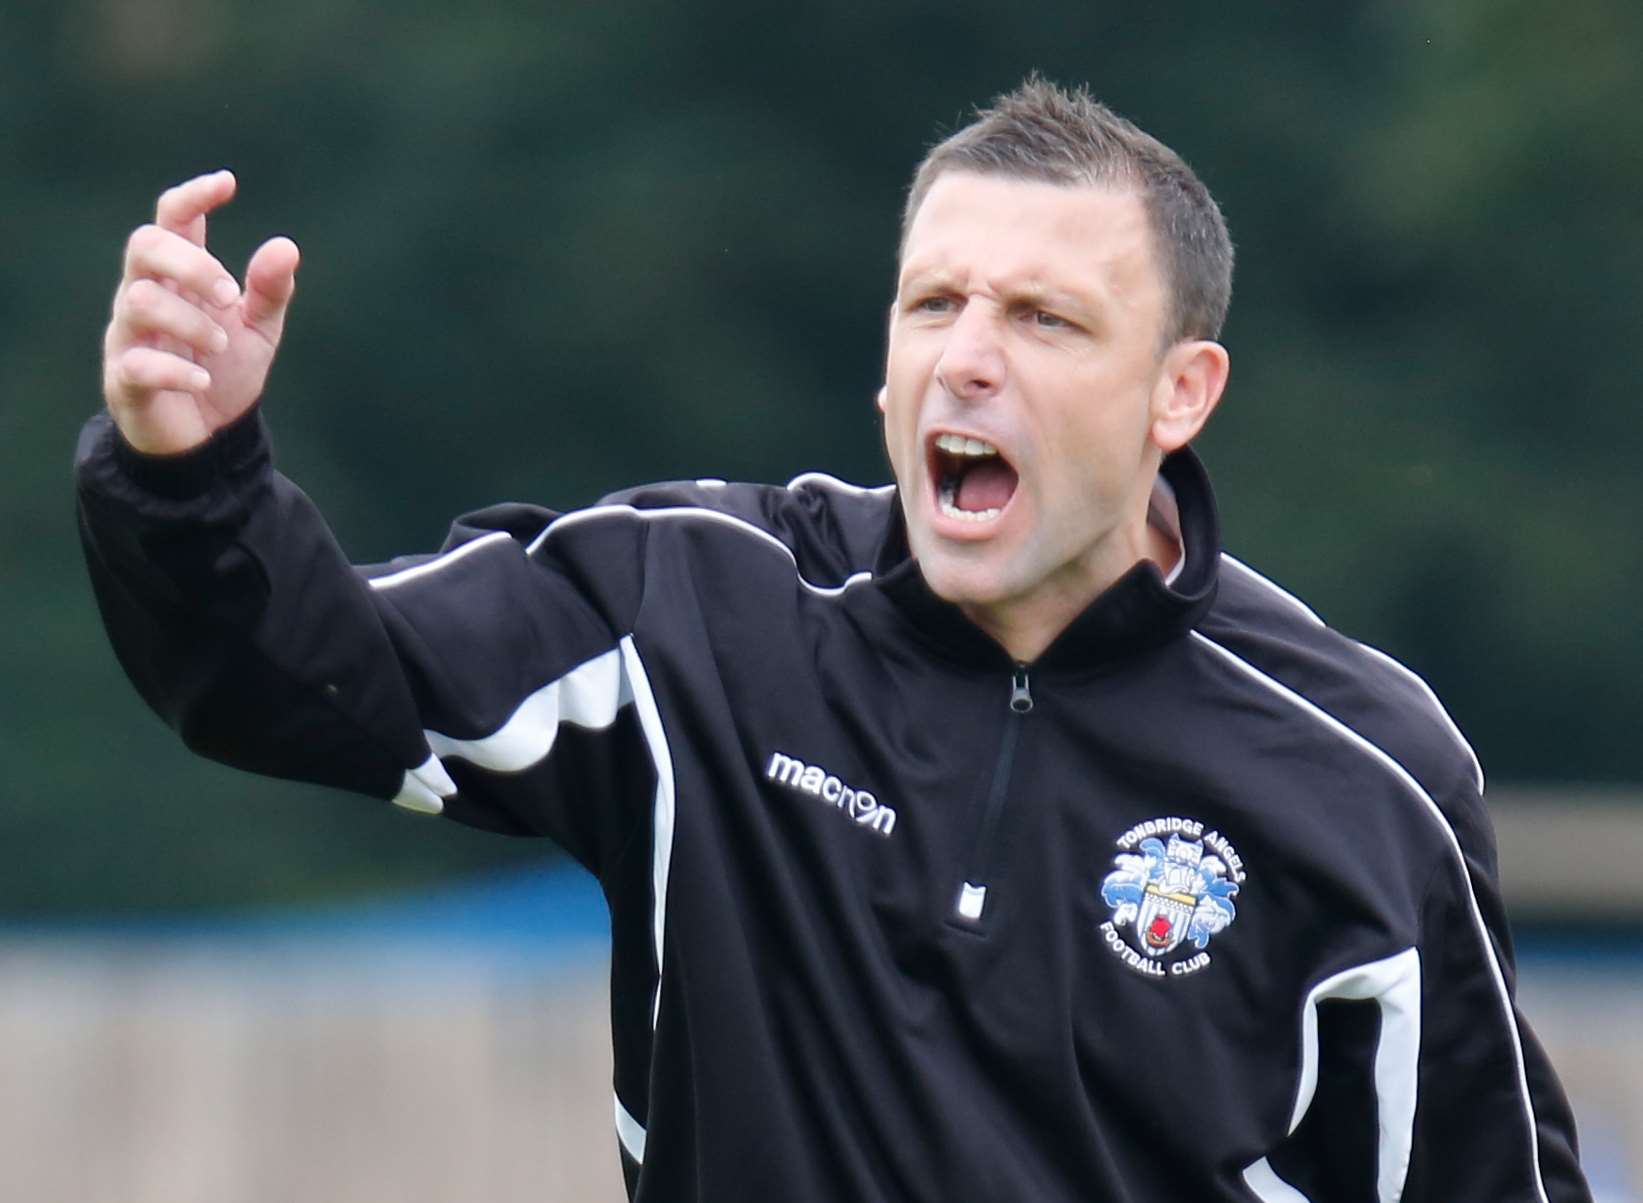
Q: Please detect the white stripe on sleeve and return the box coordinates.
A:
[614,1092,647,1163]
[1240,949,1421,1202]
[422,648,630,773]
[1194,632,1549,1203]
[391,753,458,814]
[1243,1157,1314,1203]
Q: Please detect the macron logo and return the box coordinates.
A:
[765,751,897,838]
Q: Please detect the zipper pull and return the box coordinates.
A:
[1009,665,1034,714]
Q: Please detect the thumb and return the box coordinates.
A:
[240,236,300,345]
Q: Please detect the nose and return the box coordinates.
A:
[934,301,1005,401]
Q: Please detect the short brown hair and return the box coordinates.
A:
[902,77,1234,345]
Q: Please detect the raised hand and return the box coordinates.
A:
[101,170,300,455]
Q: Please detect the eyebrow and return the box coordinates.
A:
[894,265,954,296]
[898,268,1101,320]
[1008,281,1087,312]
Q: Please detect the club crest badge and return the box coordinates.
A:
[1098,817,1245,980]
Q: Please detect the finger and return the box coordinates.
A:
[124,224,240,310]
[114,278,230,359]
[240,236,300,342]
[110,345,212,399]
[155,169,236,248]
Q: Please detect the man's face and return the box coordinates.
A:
[881,172,1175,635]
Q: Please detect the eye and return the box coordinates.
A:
[911,294,956,315]
[1007,299,1077,331]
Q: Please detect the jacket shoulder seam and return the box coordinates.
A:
[1216,553,1484,794]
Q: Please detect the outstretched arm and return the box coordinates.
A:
[79,176,654,874]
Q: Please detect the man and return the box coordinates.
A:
[79,80,1590,1200]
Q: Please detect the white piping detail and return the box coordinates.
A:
[620,636,676,1028]
[374,479,886,599]
[526,504,874,598]
[1243,1157,1313,1203]
[423,649,630,772]
[391,753,458,814]
[1192,632,1550,1203]
[1351,641,1485,796]
[1219,554,1485,794]
[366,531,514,591]
[1221,553,1324,625]
[614,1094,647,1163]
[784,470,896,497]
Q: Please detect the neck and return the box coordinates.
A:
[959,518,1182,663]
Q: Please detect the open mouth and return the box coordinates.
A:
[929,432,1019,523]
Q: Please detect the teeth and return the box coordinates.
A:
[934,438,1004,523]
[935,433,997,458]
[939,496,1002,522]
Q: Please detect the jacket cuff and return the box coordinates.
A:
[108,405,269,500]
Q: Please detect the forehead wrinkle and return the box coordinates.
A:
[899,198,1153,326]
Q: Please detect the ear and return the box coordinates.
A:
[875,385,888,414]
[1149,340,1229,454]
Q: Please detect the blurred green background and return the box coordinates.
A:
[4,0,1639,914]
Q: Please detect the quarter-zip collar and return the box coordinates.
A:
[869,446,1221,672]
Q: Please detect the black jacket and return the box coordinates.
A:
[76,408,1590,1202]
